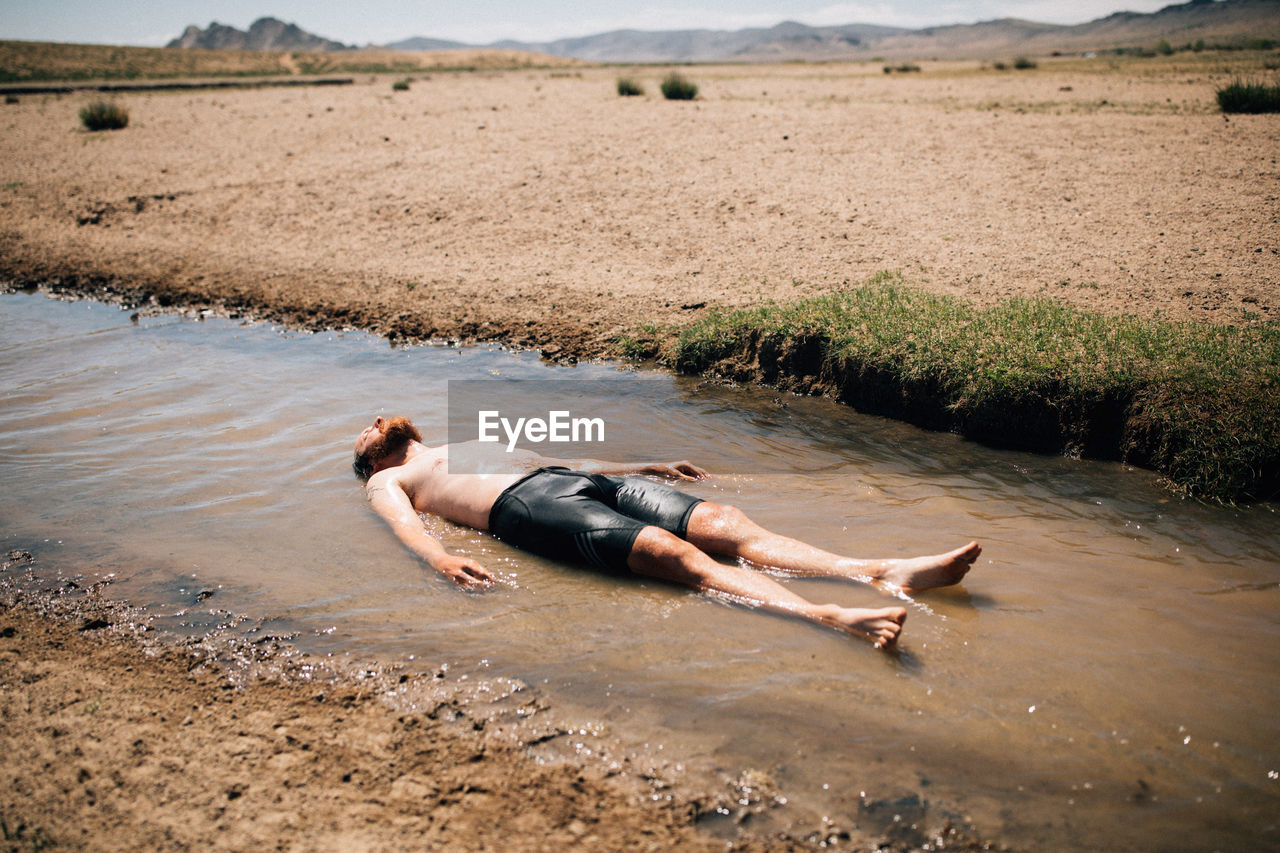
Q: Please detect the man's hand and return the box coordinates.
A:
[650,461,709,481]
[545,455,710,481]
[434,554,495,590]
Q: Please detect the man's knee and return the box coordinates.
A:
[690,501,752,535]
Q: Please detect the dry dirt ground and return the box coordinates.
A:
[1,57,1277,360]
[1,553,991,852]
[1,56,1277,851]
[0,581,758,852]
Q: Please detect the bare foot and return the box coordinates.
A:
[821,605,907,648]
[876,541,981,594]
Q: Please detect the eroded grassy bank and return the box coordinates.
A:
[667,274,1280,502]
[9,271,1276,503]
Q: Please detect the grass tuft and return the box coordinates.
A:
[616,77,644,96]
[79,99,128,131]
[672,275,1280,502]
[660,72,698,101]
[391,78,411,91]
[1216,77,1280,113]
[615,322,665,360]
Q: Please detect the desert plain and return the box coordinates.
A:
[2,52,1279,851]
[2,55,1277,354]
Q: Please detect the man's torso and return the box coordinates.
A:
[370,442,549,530]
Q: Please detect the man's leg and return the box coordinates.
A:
[683,502,980,594]
[626,526,907,648]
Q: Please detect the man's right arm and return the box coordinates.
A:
[365,474,494,590]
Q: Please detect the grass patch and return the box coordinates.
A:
[79,99,128,130]
[616,76,644,96]
[1216,77,1280,113]
[672,275,1279,502]
[660,72,698,100]
[615,322,665,360]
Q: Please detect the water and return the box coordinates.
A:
[1,290,1277,850]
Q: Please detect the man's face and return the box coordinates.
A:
[354,415,422,468]
[354,417,385,458]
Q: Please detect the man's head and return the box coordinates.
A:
[353,415,422,480]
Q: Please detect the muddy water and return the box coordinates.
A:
[2,291,1277,850]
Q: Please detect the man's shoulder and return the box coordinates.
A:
[364,468,396,494]
[366,461,413,487]
[368,450,440,488]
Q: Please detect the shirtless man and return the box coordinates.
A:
[354,415,980,648]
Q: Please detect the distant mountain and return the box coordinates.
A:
[383,36,473,52]
[862,0,1279,58]
[489,21,909,63]
[168,17,350,52]
[166,1,1278,61]
[383,0,1280,62]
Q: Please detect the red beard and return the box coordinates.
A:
[365,416,422,466]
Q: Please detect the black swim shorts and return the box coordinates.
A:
[487,467,704,571]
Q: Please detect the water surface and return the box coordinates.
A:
[1,292,1276,850]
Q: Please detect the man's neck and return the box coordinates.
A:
[376,439,425,473]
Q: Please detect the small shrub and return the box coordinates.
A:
[616,77,644,96]
[1156,39,1174,55]
[660,72,698,101]
[79,99,128,131]
[992,61,1008,71]
[392,78,411,91]
[883,63,921,73]
[1217,77,1280,113]
[1013,56,1037,69]
[5,95,18,105]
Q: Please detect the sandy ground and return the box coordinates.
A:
[3,553,833,852]
[1,60,1277,361]
[1,58,1277,850]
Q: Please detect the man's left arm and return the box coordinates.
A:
[537,456,709,481]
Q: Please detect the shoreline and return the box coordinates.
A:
[0,549,771,851]
[0,547,995,852]
[7,266,1277,502]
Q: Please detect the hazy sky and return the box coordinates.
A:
[2,1,1181,47]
